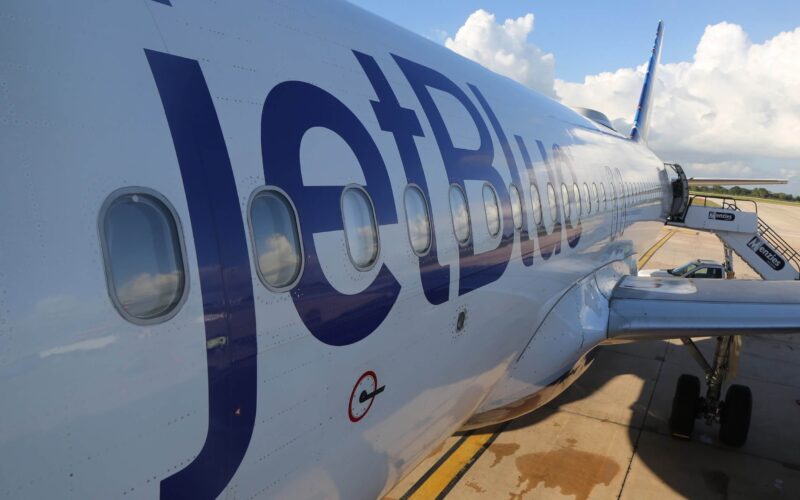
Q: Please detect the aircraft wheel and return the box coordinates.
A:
[719,384,752,447]
[669,374,701,439]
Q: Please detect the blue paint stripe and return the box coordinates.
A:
[145,49,257,500]
[151,0,172,6]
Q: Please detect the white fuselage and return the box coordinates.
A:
[0,1,669,498]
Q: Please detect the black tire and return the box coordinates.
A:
[719,384,752,447]
[669,374,701,439]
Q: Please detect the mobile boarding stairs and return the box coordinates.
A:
[666,167,800,281]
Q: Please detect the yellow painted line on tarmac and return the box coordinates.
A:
[400,424,505,500]
[396,231,677,499]
[639,230,675,268]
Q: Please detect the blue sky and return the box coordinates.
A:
[350,0,800,82]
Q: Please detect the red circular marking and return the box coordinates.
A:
[348,370,377,423]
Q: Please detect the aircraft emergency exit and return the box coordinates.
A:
[1,1,798,499]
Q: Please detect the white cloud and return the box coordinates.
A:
[445,10,556,97]
[444,12,800,192]
[257,234,300,286]
[555,22,800,161]
[117,271,181,315]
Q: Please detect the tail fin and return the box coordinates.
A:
[630,21,664,143]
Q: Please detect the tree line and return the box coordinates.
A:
[693,185,800,203]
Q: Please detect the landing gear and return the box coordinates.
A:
[669,336,752,447]
[669,374,700,439]
[719,384,752,447]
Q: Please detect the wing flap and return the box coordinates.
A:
[607,277,800,341]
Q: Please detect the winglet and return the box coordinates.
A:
[630,21,664,143]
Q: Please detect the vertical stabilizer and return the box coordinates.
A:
[630,21,664,143]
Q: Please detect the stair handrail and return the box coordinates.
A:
[682,194,799,278]
[757,218,800,273]
[688,194,759,214]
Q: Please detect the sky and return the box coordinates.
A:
[349,1,800,194]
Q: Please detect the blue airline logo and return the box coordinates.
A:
[146,47,582,498]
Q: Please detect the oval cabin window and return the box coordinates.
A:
[101,191,186,322]
[601,183,607,210]
[342,187,380,270]
[449,185,471,244]
[404,185,432,255]
[483,184,501,236]
[509,184,522,230]
[583,183,592,214]
[547,183,558,224]
[561,184,571,222]
[250,189,303,289]
[531,185,543,226]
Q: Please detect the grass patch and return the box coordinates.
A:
[689,192,800,208]
[690,196,721,208]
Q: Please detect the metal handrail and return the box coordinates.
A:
[757,218,800,271]
[688,194,759,214]
[689,194,800,275]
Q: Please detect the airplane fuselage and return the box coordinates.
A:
[0,1,670,498]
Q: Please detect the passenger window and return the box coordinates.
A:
[482,184,501,237]
[592,183,600,212]
[449,185,471,244]
[561,184,571,221]
[600,183,607,210]
[547,183,558,224]
[404,185,432,255]
[250,189,303,289]
[573,183,581,217]
[531,184,543,225]
[101,191,186,322]
[509,184,523,230]
[342,187,379,270]
[583,183,591,214]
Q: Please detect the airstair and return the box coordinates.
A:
[666,189,800,281]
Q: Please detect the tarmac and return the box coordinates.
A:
[385,200,800,500]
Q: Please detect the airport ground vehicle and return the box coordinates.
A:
[640,259,727,279]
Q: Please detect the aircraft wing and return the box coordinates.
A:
[607,276,800,342]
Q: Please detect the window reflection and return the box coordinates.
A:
[561,184,571,222]
[342,187,379,270]
[103,192,185,321]
[449,185,471,244]
[509,184,522,230]
[483,184,501,236]
[547,183,558,224]
[404,186,431,255]
[530,184,543,225]
[573,183,581,218]
[584,183,591,214]
[251,190,302,288]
